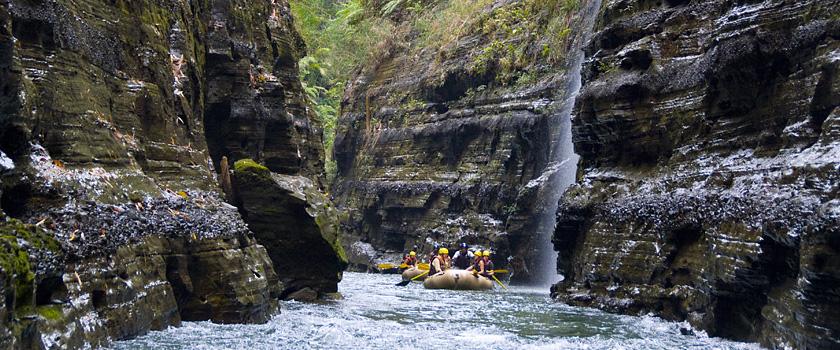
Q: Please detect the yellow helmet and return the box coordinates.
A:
[439,247,449,255]
[409,251,416,256]
[483,250,491,257]
[473,250,482,257]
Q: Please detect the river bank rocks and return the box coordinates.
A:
[232,159,347,301]
[552,0,839,348]
[0,0,328,347]
[0,190,282,348]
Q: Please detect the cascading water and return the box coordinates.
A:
[530,0,602,287]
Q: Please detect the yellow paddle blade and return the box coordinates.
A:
[490,269,508,274]
[377,263,395,270]
[418,263,430,270]
[399,263,408,269]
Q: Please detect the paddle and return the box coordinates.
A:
[490,269,508,274]
[378,263,420,270]
[395,270,429,286]
[491,274,508,290]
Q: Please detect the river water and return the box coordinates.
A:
[112,272,760,349]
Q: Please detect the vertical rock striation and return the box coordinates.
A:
[553,0,839,348]
[0,0,327,347]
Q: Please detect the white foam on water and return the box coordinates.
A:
[111,273,760,350]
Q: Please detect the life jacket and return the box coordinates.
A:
[452,250,471,269]
[481,258,494,277]
[403,256,417,266]
[430,255,449,274]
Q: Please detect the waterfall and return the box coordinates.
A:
[531,0,602,287]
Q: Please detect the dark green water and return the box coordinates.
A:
[112,272,760,349]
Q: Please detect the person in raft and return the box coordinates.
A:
[428,243,440,264]
[429,247,451,275]
[402,251,417,267]
[469,250,494,278]
[451,242,474,269]
[467,250,483,273]
[481,250,495,278]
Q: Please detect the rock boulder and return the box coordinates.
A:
[233,159,347,299]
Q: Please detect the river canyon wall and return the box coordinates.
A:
[332,0,598,281]
[552,0,839,348]
[0,0,341,348]
[333,0,840,347]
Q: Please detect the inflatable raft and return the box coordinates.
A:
[422,269,494,290]
[401,267,428,281]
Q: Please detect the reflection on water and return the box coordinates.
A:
[112,272,760,350]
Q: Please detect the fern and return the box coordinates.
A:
[381,0,405,16]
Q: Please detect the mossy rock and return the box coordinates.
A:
[37,305,64,321]
[0,219,60,315]
[0,219,61,252]
[234,159,270,174]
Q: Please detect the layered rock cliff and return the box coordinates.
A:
[0,0,336,347]
[332,0,597,280]
[552,0,840,348]
[333,0,839,347]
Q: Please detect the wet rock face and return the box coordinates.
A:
[0,0,323,347]
[232,160,347,298]
[554,0,839,348]
[331,1,595,279]
[0,193,281,348]
[203,0,324,178]
[0,0,322,208]
[27,235,277,349]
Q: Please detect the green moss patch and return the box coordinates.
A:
[37,305,64,321]
[234,159,270,173]
[0,219,61,252]
[0,219,60,312]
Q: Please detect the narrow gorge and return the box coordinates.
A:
[0,0,837,349]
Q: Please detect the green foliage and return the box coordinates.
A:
[502,203,519,216]
[465,0,581,83]
[381,0,405,16]
[291,0,394,184]
[413,0,494,51]
[598,60,618,75]
[401,98,426,111]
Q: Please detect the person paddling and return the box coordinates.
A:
[481,250,495,278]
[402,251,417,267]
[428,243,440,264]
[451,242,473,269]
[430,247,450,275]
[467,250,483,273]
